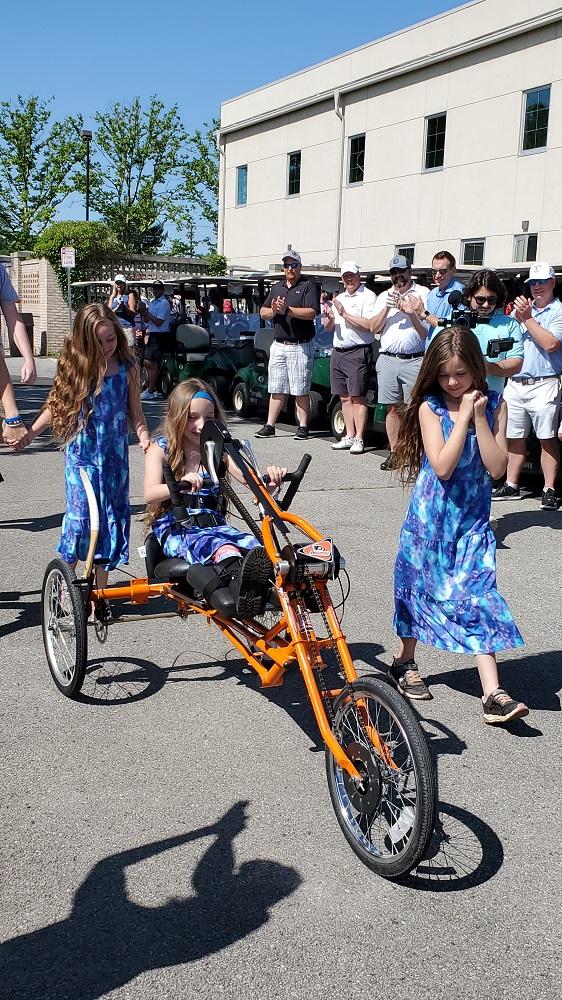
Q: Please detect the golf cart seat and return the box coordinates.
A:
[223,339,256,368]
[253,327,275,365]
[175,324,211,360]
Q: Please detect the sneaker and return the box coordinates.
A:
[491,483,521,500]
[380,452,397,471]
[332,436,354,450]
[482,688,529,725]
[387,659,433,701]
[140,390,155,400]
[230,547,273,619]
[540,487,558,510]
[350,438,364,455]
[255,424,275,438]
[294,425,309,440]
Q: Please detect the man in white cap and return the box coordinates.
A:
[369,255,430,469]
[323,261,378,454]
[257,250,320,439]
[492,262,562,510]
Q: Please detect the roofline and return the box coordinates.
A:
[219,6,562,137]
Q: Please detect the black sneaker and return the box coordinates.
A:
[230,547,273,619]
[540,488,558,510]
[482,688,529,725]
[380,452,397,471]
[491,483,521,500]
[387,659,433,701]
[255,424,275,438]
[294,425,309,440]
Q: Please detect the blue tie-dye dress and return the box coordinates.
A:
[150,435,260,564]
[393,391,524,655]
[58,363,130,571]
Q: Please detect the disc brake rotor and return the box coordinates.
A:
[341,740,382,814]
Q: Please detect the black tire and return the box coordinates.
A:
[330,400,346,440]
[232,380,253,417]
[206,373,230,403]
[325,675,437,879]
[41,559,87,698]
[160,368,174,397]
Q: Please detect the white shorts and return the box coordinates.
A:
[268,340,315,396]
[503,377,561,439]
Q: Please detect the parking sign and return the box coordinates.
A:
[61,246,76,269]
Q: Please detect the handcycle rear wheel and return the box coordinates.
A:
[325,675,436,878]
[41,559,87,698]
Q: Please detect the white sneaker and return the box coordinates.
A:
[332,436,354,450]
[350,438,364,454]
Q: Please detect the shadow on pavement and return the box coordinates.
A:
[495,507,562,548]
[0,801,301,1000]
[429,649,561,716]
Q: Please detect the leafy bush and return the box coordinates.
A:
[201,252,227,276]
[33,221,120,305]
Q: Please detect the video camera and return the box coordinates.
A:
[439,290,486,331]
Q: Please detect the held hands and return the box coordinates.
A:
[2,420,28,449]
[459,389,487,421]
[513,295,532,323]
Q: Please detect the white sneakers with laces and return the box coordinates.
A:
[332,436,353,450]
[350,438,364,454]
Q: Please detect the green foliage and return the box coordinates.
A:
[89,97,186,253]
[0,96,85,251]
[201,252,227,276]
[33,220,120,304]
[179,118,219,250]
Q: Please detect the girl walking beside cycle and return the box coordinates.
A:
[23,303,150,613]
[144,378,285,617]
[389,327,528,725]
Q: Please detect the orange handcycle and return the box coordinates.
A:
[41,421,437,878]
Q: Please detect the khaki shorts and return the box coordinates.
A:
[503,377,561,440]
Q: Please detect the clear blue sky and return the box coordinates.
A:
[2,0,464,240]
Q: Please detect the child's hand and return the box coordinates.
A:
[139,434,151,454]
[265,465,287,493]
[2,421,28,447]
[473,393,489,419]
[459,389,479,420]
[180,472,204,492]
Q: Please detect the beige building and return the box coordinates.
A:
[218,0,562,273]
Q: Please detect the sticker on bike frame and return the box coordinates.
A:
[297,539,333,563]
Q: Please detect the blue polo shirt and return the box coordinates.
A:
[429,313,524,394]
[426,278,465,328]
[146,294,171,333]
[514,298,562,378]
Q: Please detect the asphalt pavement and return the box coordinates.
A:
[1,359,561,1000]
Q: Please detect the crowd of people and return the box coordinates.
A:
[2,247,561,727]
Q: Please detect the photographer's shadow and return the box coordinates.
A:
[0,801,301,1000]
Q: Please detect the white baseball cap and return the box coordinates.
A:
[340,261,361,276]
[525,262,555,282]
[282,250,302,264]
[114,273,127,283]
[388,254,410,271]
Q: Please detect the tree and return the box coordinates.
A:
[33,221,121,305]
[0,96,85,252]
[90,97,186,253]
[179,118,219,250]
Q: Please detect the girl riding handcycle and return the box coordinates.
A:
[41,380,437,879]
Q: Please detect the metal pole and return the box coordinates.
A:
[67,268,72,330]
[85,141,90,221]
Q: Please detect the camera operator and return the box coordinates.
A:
[427,269,523,395]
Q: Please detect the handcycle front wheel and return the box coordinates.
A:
[41,559,88,698]
[325,675,436,879]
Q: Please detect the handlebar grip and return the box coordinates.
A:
[163,462,191,523]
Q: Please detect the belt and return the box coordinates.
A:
[379,351,424,360]
[334,343,373,353]
[512,374,561,386]
[274,339,313,346]
[160,512,222,546]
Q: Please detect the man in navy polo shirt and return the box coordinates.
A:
[256,250,320,440]
[424,250,465,330]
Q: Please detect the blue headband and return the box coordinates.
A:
[192,390,216,404]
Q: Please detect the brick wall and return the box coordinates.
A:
[1,253,72,355]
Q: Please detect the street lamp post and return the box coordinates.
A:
[81,129,93,221]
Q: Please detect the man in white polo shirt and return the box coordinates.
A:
[323,261,378,454]
[492,262,562,510]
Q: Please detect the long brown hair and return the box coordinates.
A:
[146,378,226,526]
[394,327,488,484]
[47,303,131,444]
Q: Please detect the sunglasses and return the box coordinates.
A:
[529,278,550,285]
[474,295,498,306]
[432,267,450,276]
[283,261,300,269]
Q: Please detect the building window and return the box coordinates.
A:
[521,86,550,152]
[348,134,365,184]
[287,151,301,196]
[514,233,538,263]
[395,245,415,266]
[461,239,485,266]
[424,113,446,170]
[236,165,247,205]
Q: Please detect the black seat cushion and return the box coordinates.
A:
[144,533,237,615]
